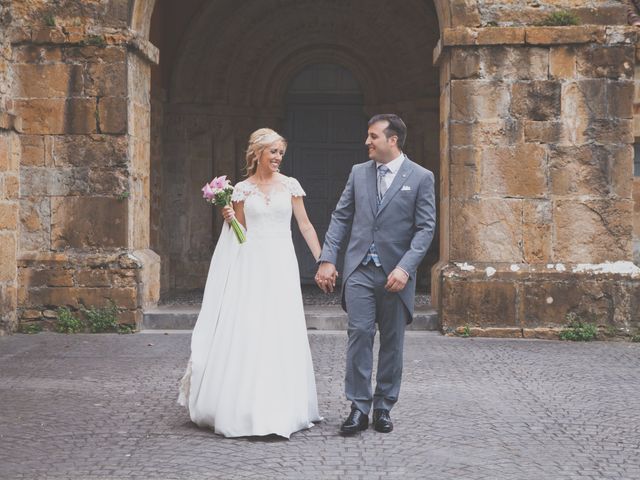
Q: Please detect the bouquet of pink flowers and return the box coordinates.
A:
[202,175,246,244]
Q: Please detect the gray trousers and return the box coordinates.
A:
[344,262,410,414]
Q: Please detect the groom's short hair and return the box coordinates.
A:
[368,114,407,149]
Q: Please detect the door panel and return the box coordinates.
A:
[284,103,367,284]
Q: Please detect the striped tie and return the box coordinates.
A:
[377,165,390,202]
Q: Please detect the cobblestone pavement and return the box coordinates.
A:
[1,332,639,480]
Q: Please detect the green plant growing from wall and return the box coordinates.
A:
[82,301,119,333]
[19,323,43,334]
[55,307,83,334]
[559,312,598,341]
[460,324,471,338]
[117,324,136,334]
[44,13,56,27]
[85,35,107,47]
[536,10,580,27]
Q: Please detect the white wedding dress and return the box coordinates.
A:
[178,176,321,438]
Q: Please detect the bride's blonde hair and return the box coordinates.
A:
[244,128,287,176]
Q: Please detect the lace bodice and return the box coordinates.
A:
[231,176,305,237]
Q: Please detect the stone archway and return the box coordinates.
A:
[144,0,443,299]
[129,0,639,338]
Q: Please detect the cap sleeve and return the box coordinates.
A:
[287,177,306,197]
[231,181,251,202]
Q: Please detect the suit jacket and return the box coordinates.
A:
[319,155,436,320]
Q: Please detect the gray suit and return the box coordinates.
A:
[319,155,436,413]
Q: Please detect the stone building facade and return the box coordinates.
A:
[1,0,639,338]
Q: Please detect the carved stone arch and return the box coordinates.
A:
[254,47,379,109]
[129,0,157,37]
[170,0,441,105]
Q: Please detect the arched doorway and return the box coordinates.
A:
[282,64,367,283]
[146,0,442,301]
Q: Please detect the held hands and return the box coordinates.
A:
[385,268,409,293]
[315,262,339,294]
[222,205,235,224]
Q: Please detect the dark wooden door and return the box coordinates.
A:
[282,66,367,284]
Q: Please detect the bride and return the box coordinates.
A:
[178,128,323,438]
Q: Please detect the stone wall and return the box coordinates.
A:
[0,0,20,335]
[437,24,640,338]
[634,52,640,265]
[7,0,160,331]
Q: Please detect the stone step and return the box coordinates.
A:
[142,305,439,331]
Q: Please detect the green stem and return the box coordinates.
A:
[230,218,246,244]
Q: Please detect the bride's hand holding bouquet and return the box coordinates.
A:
[202,175,246,244]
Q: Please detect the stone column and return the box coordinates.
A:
[0,121,20,334]
[0,1,19,335]
[10,15,160,329]
[435,25,639,338]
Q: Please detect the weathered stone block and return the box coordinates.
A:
[0,135,9,172]
[511,81,561,121]
[4,175,19,200]
[523,200,552,263]
[574,5,627,25]
[450,147,480,200]
[76,269,112,287]
[525,26,606,46]
[584,119,634,145]
[550,145,611,197]
[554,199,633,263]
[32,27,66,44]
[21,268,73,288]
[131,103,150,141]
[97,97,127,134]
[14,64,83,98]
[450,49,481,79]
[522,328,561,340]
[467,327,523,338]
[634,180,640,240]
[21,166,87,196]
[20,309,41,320]
[0,201,18,230]
[132,248,160,308]
[65,98,98,134]
[14,99,64,134]
[480,144,547,197]
[52,135,128,167]
[51,197,127,249]
[576,45,634,80]
[450,119,523,147]
[609,145,634,199]
[450,198,523,262]
[20,135,45,167]
[480,46,548,80]
[608,81,634,120]
[85,62,126,97]
[442,278,518,328]
[549,46,576,80]
[13,46,63,64]
[524,120,562,144]
[0,232,16,282]
[521,277,633,329]
[451,80,511,121]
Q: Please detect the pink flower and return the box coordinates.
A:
[209,175,228,190]
[202,183,216,200]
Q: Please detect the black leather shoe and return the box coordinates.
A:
[340,408,369,435]
[372,409,393,433]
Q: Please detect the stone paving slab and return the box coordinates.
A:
[1,332,639,479]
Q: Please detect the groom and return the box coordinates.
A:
[315,114,436,434]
